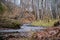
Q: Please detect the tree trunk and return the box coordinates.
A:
[36,0,40,20]
[41,0,44,20]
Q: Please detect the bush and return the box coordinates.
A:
[0,18,21,29]
[54,21,60,26]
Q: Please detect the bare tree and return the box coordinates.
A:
[36,0,40,20]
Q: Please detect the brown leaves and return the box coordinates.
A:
[33,27,60,40]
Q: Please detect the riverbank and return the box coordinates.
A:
[32,27,60,40]
[0,18,21,29]
[31,19,59,27]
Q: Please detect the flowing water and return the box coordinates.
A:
[0,24,46,37]
[0,24,46,32]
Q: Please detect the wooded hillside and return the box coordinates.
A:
[0,0,60,26]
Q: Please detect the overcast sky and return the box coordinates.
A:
[15,0,20,5]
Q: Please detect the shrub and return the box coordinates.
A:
[0,18,21,29]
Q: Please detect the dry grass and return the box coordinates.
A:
[31,19,59,27]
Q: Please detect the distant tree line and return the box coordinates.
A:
[1,0,60,20]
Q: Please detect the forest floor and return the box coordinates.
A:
[32,27,60,40]
[31,19,59,27]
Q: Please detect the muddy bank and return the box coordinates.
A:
[32,27,60,40]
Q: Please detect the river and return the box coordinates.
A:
[0,24,46,37]
[0,24,46,32]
